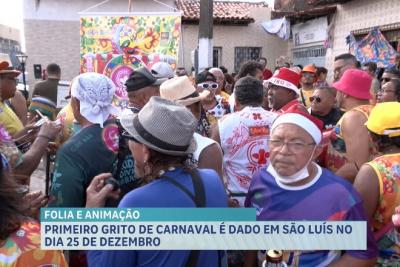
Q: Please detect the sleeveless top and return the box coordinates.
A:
[367,153,400,264]
[218,106,277,206]
[326,105,375,172]
[193,133,217,162]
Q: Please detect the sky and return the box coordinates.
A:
[0,0,274,30]
[0,0,23,29]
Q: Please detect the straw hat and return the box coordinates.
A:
[160,76,209,106]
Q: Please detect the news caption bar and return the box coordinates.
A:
[41,208,366,250]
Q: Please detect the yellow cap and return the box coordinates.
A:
[366,102,400,137]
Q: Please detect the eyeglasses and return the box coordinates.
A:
[269,139,315,152]
[380,77,392,83]
[197,82,219,90]
[302,73,315,78]
[309,96,322,103]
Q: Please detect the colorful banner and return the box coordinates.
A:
[348,27,396,68]
[80,14,181,108]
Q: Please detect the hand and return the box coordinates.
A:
[86,173,120,208]
[23,190,48,219]
[393,205,400,227]
[38,121,62,140]
[13,115,40,141]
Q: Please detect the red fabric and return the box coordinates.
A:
[332,69,372,100]
[271,68,301,88]
[263,69,273,80]
[273,99,307,114]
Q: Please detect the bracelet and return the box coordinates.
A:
[37,134,51,141]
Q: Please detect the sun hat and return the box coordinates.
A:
[0,61,21,77]
[151,62,175,79]
[265,67,301,95]
[71,72,120,127]
[160,76,209,106]
[366,102,400,137]
[120,96,197,156]
[332,69,372,100]
[271,111,324,144]
[125,67,167,92]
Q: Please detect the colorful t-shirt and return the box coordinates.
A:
[245,165,378,266]
[205,95,231,126]
[49,119,119,207]
[0,123,23,168]
[88,168,228,267]
[367,153,400,264]
[0,220,67,267]
[326,105,375,172]
[0,101,23,137]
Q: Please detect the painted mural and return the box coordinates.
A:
[80,15,181,108]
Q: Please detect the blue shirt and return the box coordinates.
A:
[245,165,378,266]
[88,168,228,267]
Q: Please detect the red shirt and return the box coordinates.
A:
[272,99,307,114]
[263,69,273,80]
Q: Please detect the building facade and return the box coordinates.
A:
[23,0,287,88]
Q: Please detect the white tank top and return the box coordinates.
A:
[218,106,277,205]
[193,133,216,162]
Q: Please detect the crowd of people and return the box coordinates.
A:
[0,50,400,267]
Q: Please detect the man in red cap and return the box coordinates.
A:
[326,68,377,182]
[265,67,307,114]
[299,64,317,108]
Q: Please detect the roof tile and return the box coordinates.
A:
[176,0,267,22]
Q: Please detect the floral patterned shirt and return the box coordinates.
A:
[0,220,67,267]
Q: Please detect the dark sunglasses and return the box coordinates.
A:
[197,82,218,90]
[309,96,322,103]
[380,77,392,83]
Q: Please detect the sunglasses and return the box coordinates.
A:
[197,82,218,90]
[380,77,392,83]
[309,96,322,103]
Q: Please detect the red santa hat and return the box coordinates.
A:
[265,67,301,95]
[271,111,323,144]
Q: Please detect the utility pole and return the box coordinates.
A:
[197,0,213,73]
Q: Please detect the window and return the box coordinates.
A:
[292,45,327,67]
[213,47,222,67]
[234,47,262,72]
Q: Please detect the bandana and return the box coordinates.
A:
[71,72,120,127]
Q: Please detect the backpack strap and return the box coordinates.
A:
[162,169,207,267]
